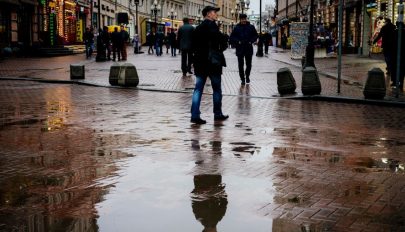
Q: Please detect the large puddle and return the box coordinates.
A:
[1,84,405,231]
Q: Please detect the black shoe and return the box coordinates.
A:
[191,118,207,124]
[188,71,193,74]
[246,77,250,84]
[183,73,187,77]
[214,114,229,121]
[241,81,245,85]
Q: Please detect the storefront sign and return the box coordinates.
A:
[76,19,83,42]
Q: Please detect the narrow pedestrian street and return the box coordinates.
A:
[0,46,401,102]
[0,71,404,231]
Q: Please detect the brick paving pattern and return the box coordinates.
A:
[0,80,404,231]
[1,46,403,102]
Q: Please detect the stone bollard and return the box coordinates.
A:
[302,66,322,95]
[277,67,296,95]
[117,63,139,87]
[109,63,121,86]
[70,64,85,79]
[363,67,386,99]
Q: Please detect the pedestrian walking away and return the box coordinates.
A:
[120,25,130,61]
[132,34,141,54]
[190,6,229,124]
[111,27,122,61]
[168,29,177,57]
[102,26,111,60]
[262,31,271,54]
[146,30,156,54]
[178,17,195,76]
[84,27,94,59]
[96,28,107,62]
[155,29,164,56]
[230,13,258,85]
[373,17,396,80]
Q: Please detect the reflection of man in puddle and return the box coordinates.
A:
[190,126,227,232]
[191,174,228,232]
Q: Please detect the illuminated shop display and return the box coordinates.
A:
[40,0,79,45]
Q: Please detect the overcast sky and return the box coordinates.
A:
[247,0,275,14]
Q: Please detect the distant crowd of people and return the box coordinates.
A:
[84,24,130,61]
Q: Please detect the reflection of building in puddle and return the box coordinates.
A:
[0,125,135,231]
[273,146,342,163]
[191,174,228,232]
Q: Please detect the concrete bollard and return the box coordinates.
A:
[70,64,85,79]
[117,63,139,87]
[302,66,322,95]
[109,63,121,86]
[277,67,297,95]
[363,67,386,99]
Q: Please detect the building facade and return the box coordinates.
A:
[0,0,236,55]
[274,0,403,56]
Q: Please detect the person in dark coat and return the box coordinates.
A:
[146,30,155,54]
[262,31,271,54]
[373,18,396,78]
[84,27,94,58]
[178,17,195,76]
[96,28,106,62]
[190,6,229,124]
[229,13,258,85]
[281,33,288,49]
[111,27,122,61]
[155,29,164,56]
[120,25,129,61]
[102,26,111,60]
[168,29,177,56]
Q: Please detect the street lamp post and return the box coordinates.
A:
[168,8,177,30]
[131,0,140,34]
[151,0,161,30]
[256,0,263,57]
[231,0,249,23]
[129,0,142,53]
[395,0,404,97]
[304,0,315,68]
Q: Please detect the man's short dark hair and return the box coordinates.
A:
[202,6,220,17]
[183,18,189,24]
[239,13,247,19]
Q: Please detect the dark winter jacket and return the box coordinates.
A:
[146,33,155,46]
[168,32,177,47]
[229,22,258,56]
[84,31,94,44]
[111,31,122,46]
[178,23,194,50]
[192,19,228,77]
[373,22,396,52]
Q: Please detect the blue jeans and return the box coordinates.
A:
[171,47,176,56]
[191,74,223,119]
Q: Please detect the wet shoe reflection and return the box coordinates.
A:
[191,174,228,232]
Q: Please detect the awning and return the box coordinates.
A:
[0,0,21,5]
[20,0,38,5]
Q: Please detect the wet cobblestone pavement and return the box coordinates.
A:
[0,81,404,231]
[1,47,403,102]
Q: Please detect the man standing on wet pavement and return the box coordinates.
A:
[190,6,229,124]
[230,13,258,85]
[373,18,396,80]
[178,17,195,76]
